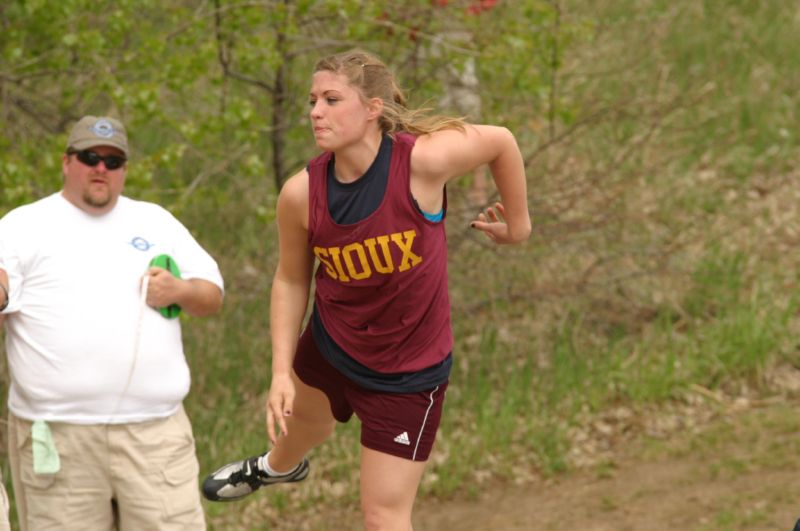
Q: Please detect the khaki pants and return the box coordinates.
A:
[8,407,206,531]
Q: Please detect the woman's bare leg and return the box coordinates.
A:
[360,446,427,531]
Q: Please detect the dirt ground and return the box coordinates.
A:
[265,377,800,531]
[411,426,800,530]
[410,398,800,531]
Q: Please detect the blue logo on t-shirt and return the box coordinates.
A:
[129,237,154,251]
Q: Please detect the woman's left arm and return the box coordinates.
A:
[413,125,532,244]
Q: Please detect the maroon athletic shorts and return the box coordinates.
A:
[293,326,448,462]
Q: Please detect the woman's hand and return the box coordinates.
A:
[470,202,531,244]
[265,373,295,446]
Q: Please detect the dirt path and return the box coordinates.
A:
[410,400,800,531]
[412,447,799,530]
[265,396,800,531]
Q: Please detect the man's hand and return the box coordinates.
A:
[0,267,8,328]
[142,267,222,317]
[144,267,182,309]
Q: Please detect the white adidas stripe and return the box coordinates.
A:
[411,385,440,461]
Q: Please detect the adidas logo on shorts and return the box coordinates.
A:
[393,431,411,446]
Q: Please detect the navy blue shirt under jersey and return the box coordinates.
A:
[311,135,452,392]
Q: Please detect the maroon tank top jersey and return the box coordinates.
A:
[307,133,453,374]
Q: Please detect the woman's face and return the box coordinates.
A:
[308,70,375,151]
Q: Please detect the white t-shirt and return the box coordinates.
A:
[0,193,224,424]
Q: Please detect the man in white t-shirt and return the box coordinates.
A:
[0,116,224,530]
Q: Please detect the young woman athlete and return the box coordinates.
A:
[203,49,531,531]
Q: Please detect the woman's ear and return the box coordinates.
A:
[366,97,384,121]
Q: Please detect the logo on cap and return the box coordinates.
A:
[90,119,116,138]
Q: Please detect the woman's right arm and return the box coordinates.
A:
[266,169,314,444]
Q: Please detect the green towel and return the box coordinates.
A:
[32,420,60,474]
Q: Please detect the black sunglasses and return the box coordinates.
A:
[70,149,127,170]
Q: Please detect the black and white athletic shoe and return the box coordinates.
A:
[202,454,310,502]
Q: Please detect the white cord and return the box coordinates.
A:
[107,274,149,423]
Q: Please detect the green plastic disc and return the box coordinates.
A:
[148,254,182,319]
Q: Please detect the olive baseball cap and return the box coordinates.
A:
[66,115,129,157]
